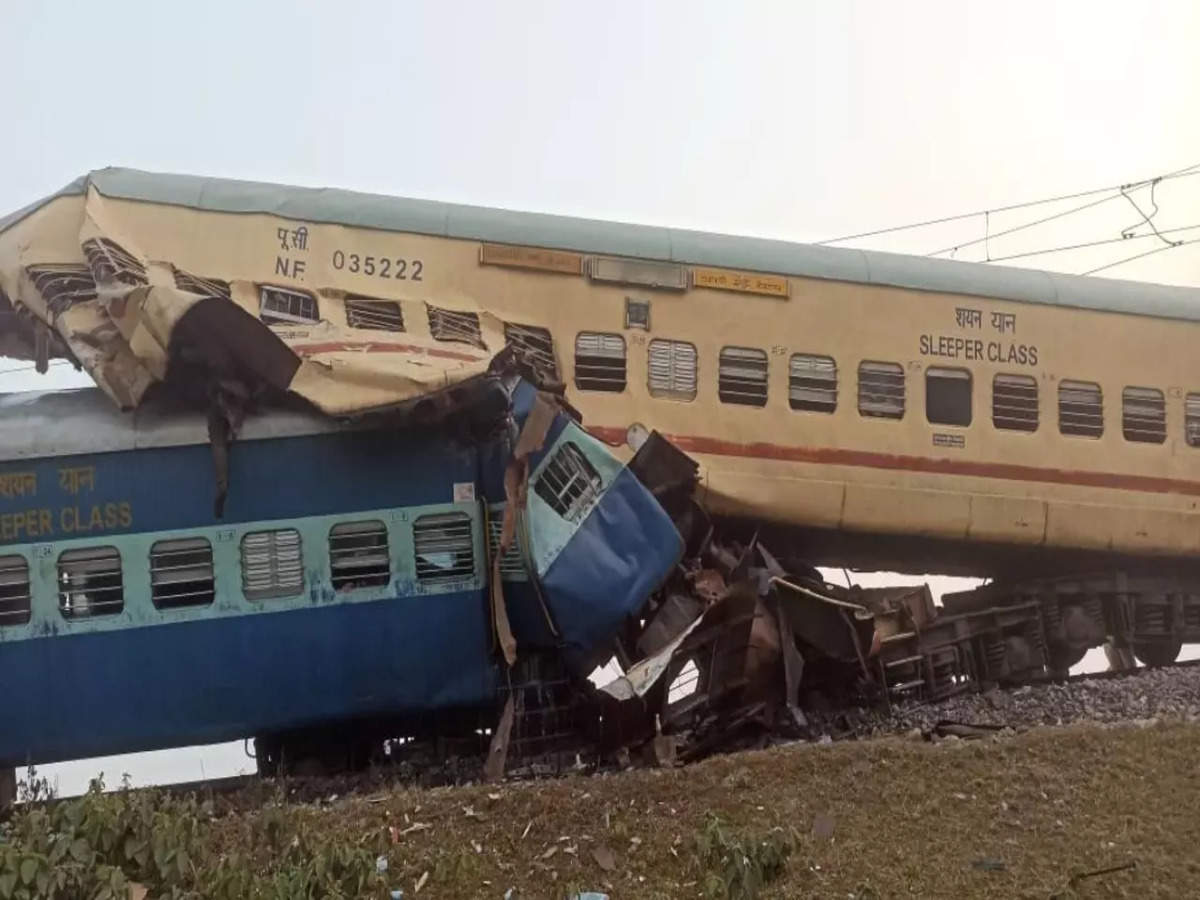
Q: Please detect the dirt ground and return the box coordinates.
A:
[213,719,1200,899]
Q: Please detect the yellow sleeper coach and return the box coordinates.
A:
[4,168,1200,578]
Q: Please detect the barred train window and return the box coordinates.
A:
[58,547,123,619]
[413,512,475,584]
[82,238,147,286]
[534,442,603,523]
[858,361,904,419]
[574,332,626,392]
[0,555,31,626]
[504,322,559,380]
[926,367,972,426]
[1059,380,1103,438]
[718,347,768,407]
[1187,393,1200,447]
[345,296,404,332]
[992,373,1038,432]
[487,509,526,579]
[241,529,303,600]
[260,286,318,325]
[648,339,698,401]
[173,270,232,302]
[150,538,215,609]
[427,304,484,348]
[1122,386,1166,444]
[789,354,837,413]
[329,520,390,590]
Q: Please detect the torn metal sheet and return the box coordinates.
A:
[598,613,709,702]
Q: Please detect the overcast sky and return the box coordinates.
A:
[3,1,1198,794]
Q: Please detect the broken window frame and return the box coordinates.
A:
[413,512,476,584]
[647,339,698,401]
[241,528,304,600]
[718,346,768,407]
[925,366,972,427]
[149,537,216,610]
[992,373,1039,432]
[173,269,232,302]
[82,238,148,286]
[534,441,604,523]
[504,322,559,380]
[58,547,124,619]
[1122,386,1166,444]
[345,296,405,332]
[857,360,905,419]
[487,507,526,580]
[329,520,391,591]
[789,353,838,413]
[0,554,31,627]
[1058,379,1104,438]
[25,264,98,317]
[574,332,627,393]
[427,304,485,348]
[259,285,319,326]
[1186,393,1200,448]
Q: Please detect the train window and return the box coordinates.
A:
[82,238,148,286]
[345,296,404,332]
[260,285,318,325]
[241,529,303,600]
[329,520,390,591]
[58,547,124,619]
[1186,394,1200,447]
[149,538,215,609]
[992,373,1038,432]
[487,510,526,579]
[858,361,905,419]
[925,367,972,426]
[574,332,627,392]
[413,512,476,584]
[789,354,837,413]
[505,322,559,380]
[173,269,232,302]
[1122,386,1166,444]
[534,441,603,522]
[0,555,31,627]
[427,304,485,349]
[1059,380,1103,438]
[648,339,698,401]
[718,347,768,407]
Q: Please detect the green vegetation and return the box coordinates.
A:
[2,721,1198,898]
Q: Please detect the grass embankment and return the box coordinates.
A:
[3,722,1198,898]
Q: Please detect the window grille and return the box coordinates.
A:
[858,361,905,419]
[0,555,31,626]
[260,286,318,325]
[427,305,484,348]
[241,529,303,599]
[1186,393,1200,447]
[487,510,526,579]
[58,547,124,618]
[574,332,626,392]
[1059,380,1103,437]
[150,538,215,609]
[926,367,972,426]
[789,354,837,413]
[173,270,232,302]
[346,297,404,332]
[648,339,698,401]
[992,374,1038,432]
[413,512,476,584]
[718,347,768,407]
[82,238,147,286]
[534,441,603,522]
[504,322,558,379]
[329,520,390,590]
[1122,386,1166,444]
[25,265,97,317]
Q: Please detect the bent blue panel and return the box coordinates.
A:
[0,591,496,766]
[538,468,682,667]
[501,581,559,651]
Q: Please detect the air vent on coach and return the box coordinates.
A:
[719,347,768,407]
[150,537,215,609]
[413,512,475,584]
[329,520,390,590]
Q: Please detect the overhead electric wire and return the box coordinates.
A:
[964,222,1200,265]
[815,161,1200,246]
[1080,238,1200,276]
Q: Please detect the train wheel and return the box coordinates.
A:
[1047,643,1087,675]
[1133,639,1182,668]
